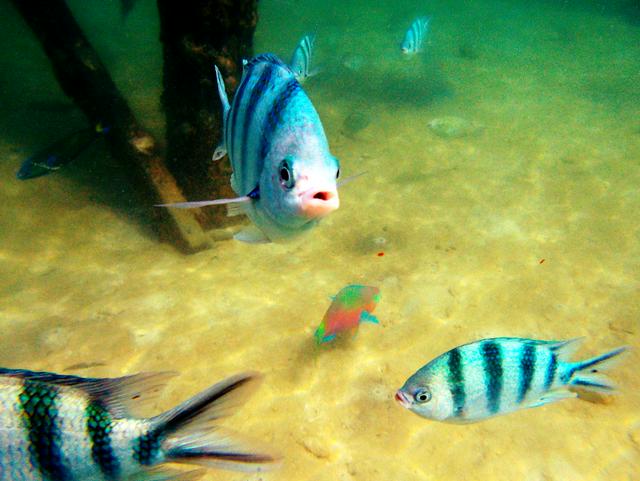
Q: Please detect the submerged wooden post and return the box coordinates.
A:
[156,0,258,230]
[10,0,210,252]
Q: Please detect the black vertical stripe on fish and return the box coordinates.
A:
[544,353,558,390]
[87,401,120,479]
[19,380,71,480]
[228,64,254,174]
[240,65,276,192]
[446,347,466,417]
[259,79,301,159]
[517,343,536,403]
[133,431,163,466]
[481,341,503,415]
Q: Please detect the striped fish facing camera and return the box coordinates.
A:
[159,54,340,243]
[0,368,277,480]
[290,34,317,83]
[395,337,626,423]
[400,16,431,55]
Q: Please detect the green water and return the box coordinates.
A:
[0,1,638,480]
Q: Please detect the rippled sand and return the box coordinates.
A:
[0,1,638,480]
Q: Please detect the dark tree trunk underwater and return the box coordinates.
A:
[157,0,258,230]
[9,0,260,251]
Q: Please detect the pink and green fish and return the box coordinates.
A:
[314,285,381,344]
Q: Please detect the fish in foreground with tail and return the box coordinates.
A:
[314,285,381,344]
[16,124,109,180]
[158,53,340,243]
[0,368,278,480]
[401,16,431,55]
[396,337,626,423]
[290,34,318,83]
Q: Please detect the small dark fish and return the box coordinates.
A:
[16,124,108,180]
[120,0,140,19]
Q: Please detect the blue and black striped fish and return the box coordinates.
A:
[0,368,277,480]
[400,16,431,55]
[289,34,317,83]
[396,337,626,423]
[159,54,340,243]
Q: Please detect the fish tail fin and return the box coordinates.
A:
[213,65,230,160]
[149,372,279,472]
[568,346,627,393]
[359,311,379,324]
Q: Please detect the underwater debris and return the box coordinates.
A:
[132,134,155,155]
[457,43,479,60]
[340,52,365,72]
[428,116,485,139]
[342,111,372,138]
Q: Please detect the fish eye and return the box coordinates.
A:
[414,388,431,403]
[278,159,295,189]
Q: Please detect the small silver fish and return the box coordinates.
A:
[0,368,277,480]
[290,34,317,83]
[396,337,626,423]
[159,54,340,244]
[401,16,431,55]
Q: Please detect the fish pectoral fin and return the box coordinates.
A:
[527,389,576,409]
[234,225,271,244]
[155,196,251,209]
[320,334,336,343]
[359,311,379,324]
[130,467,206,481]
[226,202,246,217]
[212,144,227,160]
[307,66,322,77]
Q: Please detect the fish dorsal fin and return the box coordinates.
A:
[0,368,176,418]
[548,337,585,362]
[244,53,287,70]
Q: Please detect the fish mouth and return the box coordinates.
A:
[297,190,339,219]
[395,390,411,408]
